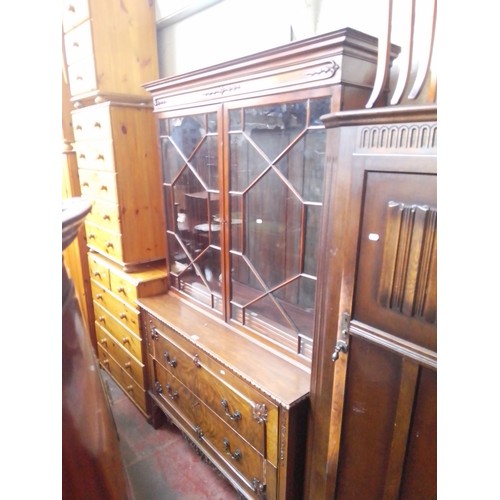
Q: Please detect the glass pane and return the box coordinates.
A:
[229,109,242,131]
[230,253,266,305]
[244,102,305,161]
[169,115,204,158]
[309,97,331,125]
[229,194,244,253]
[245,168,302,290]
[275,128,326,203]
[229,133,268,192]
[161,137,186,183]
[304,204,321,277]
[192,135,218,190]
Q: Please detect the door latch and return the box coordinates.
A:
[332,312,350,362]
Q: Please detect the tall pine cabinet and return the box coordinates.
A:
[62,0,167,417]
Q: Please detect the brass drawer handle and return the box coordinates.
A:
[154,381,162,394]
[122,337,130,345]
[150,326,159,341]
[79,153,86,159]
[165,384,178,400]
[97,154,105,160]
[221,399,241,421]
[88,233,96,239]
[163,351,177,368]
[100,185,108,191]
[124,361,131,369]
[194,426,204,441]
[103,214,111,220]
[126,385,133,393]
[223,438,241,461]
[192,354,201,367]
[105,241,114,248]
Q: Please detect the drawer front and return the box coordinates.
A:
[94,302,142,361]
[72,106,112,141]
[78,169,118,203]
[96,322,145,387]
[73,140,115,171]
[109,271,139,304]
[88,253,110,288]
[85,199,121,232]
[64,19,93,65]
[146,314,277,461]
[62,0,89,33]
[152,360,267,489]
[91,279,140,335]
[85,221,123,261]
[67,58,97,96]
[98,343,147,414]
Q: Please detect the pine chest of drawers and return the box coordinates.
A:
[62,0,158,104]
[89,252,167,416]
[72,101,165,270]
[139,294,310,499]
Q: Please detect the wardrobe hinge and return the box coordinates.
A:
[332,312,350,362]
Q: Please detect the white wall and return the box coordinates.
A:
[154,0,436,104]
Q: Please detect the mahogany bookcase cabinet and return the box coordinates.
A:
[140,28,397,499]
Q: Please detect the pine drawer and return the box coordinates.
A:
[97,343,147,414]
[94,301,142,361]
[96,322,145,387]
[91,279,140,336]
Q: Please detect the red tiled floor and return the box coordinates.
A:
[101,369,240,499]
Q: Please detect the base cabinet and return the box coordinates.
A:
[88,252,167,416]
[139,295,310,499]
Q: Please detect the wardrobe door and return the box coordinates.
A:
[335,168,437,499]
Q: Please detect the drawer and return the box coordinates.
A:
[96,322,145,387]
[88,253,110,288]
[85,222,123,262]
[146,315,278,462]
[94,301,142,361]
[67,58,97,96]
[62,0,89,33]
[91,279,140,335]
[64,19,93,65]
[79,169,118,203]
[98,343,147,414]
[85,199,121,232]
[152,360,267,489]
[109,271,139,304]
[73,140,115,171]
[72,105,112,141]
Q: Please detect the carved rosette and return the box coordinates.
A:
[252,403,268,424]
